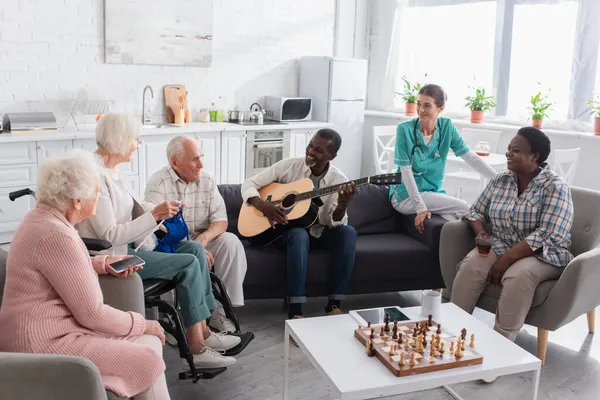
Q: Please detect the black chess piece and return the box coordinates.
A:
[428,314,433,327]
[367,341,376,357]
[392,329,398,340]
[397,333,403,344]
[461,328,467,340]
[370,328,375,340]
[422,335,427,348]
[436,324,441,335]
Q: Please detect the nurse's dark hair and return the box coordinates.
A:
[516,127,551,167]
[315,128,342,154]
[418,84,447,108]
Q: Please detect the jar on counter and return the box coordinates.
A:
[475,141,491,156]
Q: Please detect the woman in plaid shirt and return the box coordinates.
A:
[451,127,574,342]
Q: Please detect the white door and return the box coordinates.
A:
[221,131,246,184]
[328,100,365,180]
[73,139,139,176]
[36,140,73,161]
[195,131,221,183]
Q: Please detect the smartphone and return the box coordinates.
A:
[107,256,145,274]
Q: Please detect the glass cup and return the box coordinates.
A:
[475,235,492,257]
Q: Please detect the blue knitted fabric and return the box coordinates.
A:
[154,207,190,253]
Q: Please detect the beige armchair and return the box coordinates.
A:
[440,186,600,366]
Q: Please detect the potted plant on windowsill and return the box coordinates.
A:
[588,92,600,135]
[395,76,425,116]
[465,86,495,123]
[529,88,552,129]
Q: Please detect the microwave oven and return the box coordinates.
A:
[264,96,312,122]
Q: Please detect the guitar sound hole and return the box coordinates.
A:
[281,193,297,209]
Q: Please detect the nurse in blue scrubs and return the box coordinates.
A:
[389,84,497,233]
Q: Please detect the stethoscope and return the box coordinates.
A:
[410,118,442,175]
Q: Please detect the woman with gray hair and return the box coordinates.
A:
[0,150,171,399]
[76,113,239,369]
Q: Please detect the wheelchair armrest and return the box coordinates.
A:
[81,238,112,252]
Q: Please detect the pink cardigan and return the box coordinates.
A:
[0,204,165,397]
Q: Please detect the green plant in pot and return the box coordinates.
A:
[529,88,552,129]
[395,75,426,116]
[588,92,600,135]
[464,86,495,123]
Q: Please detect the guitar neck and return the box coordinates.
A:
[295,177,370,201]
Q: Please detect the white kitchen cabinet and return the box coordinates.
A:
[0,186,37,243]
[290,128,317,158]
[0,142,37,166]
[139,136,172,196]
[221,131,246,184]
[195,131,221,183]
[0,164,37,189]
[36,140,73,161]
[73,139,139,176]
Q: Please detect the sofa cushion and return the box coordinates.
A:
[218,183,401,238]
[242,232,438,288]
[347,184,400,235]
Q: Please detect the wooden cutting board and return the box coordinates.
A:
[164,85,186,123]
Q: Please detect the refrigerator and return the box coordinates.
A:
[299,56,368,180]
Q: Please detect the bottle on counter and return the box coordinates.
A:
[216,96,224,122]
[209,103,217,122]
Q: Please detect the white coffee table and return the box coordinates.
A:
[283,303,541,400]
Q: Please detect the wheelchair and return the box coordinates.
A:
[9,188,254,383]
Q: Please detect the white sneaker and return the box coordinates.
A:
[204,331,241,351]
[209,304,237,333]
[182,347,236,369]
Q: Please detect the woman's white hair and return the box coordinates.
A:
[96,113,141,155]
[37,149,103,213]
[167,135,193,162]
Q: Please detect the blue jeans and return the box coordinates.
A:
[282,225,358,304]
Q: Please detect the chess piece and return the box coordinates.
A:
[397,333,403,344]
[399,352,405,366]
[393,320,398,330]
[367,321,371,328]
[439,341,445,354]
[365,339,371,355]
[454,340,463,358]
[436,335,442,350]
[368,341,377,357]
[380,327,385,338]
[404,339,409,351]
[428,314,433,327]
[389,344,395,357]
[436,324,441,335]
[461,339,465,351]
[413,327,418,337]
[461,328,467,341]
[470,333,475,348]
[416,335,424,353]
[370,328,375,340]
[384,313,390,324]
[422,335,427,348]
[358,324,362,330]
[409,351,416,366]
[392,329,398,340]
[449,341,455,353]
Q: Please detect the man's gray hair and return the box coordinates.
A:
[37,149,102,213]
[96,113,141,155]
[167,135,194,163]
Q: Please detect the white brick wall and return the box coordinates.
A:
[0,0,335,124]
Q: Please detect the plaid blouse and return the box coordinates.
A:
[464,165,574,267]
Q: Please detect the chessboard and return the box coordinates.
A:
[354,315,483,377]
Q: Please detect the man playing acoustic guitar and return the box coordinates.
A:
[241,128,358,320]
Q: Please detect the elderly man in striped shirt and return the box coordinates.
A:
[145,136,247,333]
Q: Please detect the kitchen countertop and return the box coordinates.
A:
[0,120,333,143]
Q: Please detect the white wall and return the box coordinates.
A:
[0,0,336,124]
[363,113,600,192]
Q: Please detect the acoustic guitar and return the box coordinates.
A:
[237,172,402,246]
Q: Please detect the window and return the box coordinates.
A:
[394,2,497,114]
[506,2,578,120]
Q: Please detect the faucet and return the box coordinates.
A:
[142,85,154,125]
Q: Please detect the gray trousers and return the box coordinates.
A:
[450,248,562,341]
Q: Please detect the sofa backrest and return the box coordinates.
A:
[218,183,400,237]
[570,186,600,256]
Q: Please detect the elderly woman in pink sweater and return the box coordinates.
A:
[0,150,170,400]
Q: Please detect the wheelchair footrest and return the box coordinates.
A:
[223,331,255,357]
[179,366,227,382]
